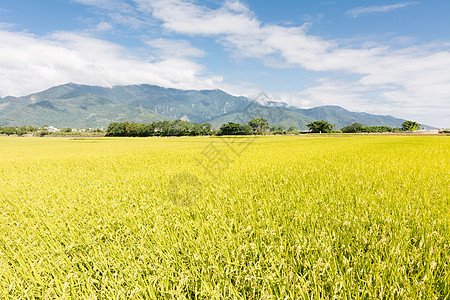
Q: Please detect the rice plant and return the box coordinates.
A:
[0,135,448,299]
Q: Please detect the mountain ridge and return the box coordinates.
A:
[0,83,415,129]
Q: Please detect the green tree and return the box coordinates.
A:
[341,123,364,133]
[363,126,392,133]
[306,121,335,133]
[269,126,286,134]
[2,127,16,136]
[106,122,126,136]
[218,122,252,135]
[15,126,27,136]
[38,128,49,137]
[200,122,212,136]
[26,126,38,132]
[191,122,211,136]
[248,118,269,135]
[402,121,420,131]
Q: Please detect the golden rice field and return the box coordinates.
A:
[0,135,448,299]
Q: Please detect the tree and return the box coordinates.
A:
[341,123,364,133]
[26,126,38,132]
[402,121,420,131]
[218,122,252,135]
[248,118,268,135]
[200,122,212,136]
[363,126,392,133]
[2,127,16,136]
[106,122,126,136]
[306,121,335,133]
[38,128,50,137]
[269,126,286,134]
[15,126,27,136]
[192,122,211,136]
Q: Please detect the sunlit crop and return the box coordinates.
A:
[0,135,448,298]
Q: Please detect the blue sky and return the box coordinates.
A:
[0,0,449,127]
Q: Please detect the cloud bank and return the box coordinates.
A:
[0,30,222,97]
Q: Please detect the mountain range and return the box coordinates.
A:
[0,83,411,130]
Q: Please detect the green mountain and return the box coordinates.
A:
[0,83,410,129]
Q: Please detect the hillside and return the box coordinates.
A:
[0,83,410,129]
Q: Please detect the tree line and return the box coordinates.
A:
[0,125,104,136]
[305,120,421,133]
[340,121,421,133]
[105,118,299,137]
[1,119,422,137]
[0,125,38,136]
[106,120,212,137]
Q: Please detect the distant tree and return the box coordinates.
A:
[38,128,49,137]
[287,126,297,132]
[201,123,212,136]
[106,122,126,136]
[26,126,38,132]
[248,118,268,135]
[402,121,420,131]
[168,120,191,136]
[128,124,140,137]
[142,123,156,136]
[306,121,335,133]
[2,127,16,136]
[218,122,252,135]
[156,120,171,136]
[341,123,364,133]
[191,122,211,136]
[15,126,27,136]
[269,125,286,134]
[363,126,392,133]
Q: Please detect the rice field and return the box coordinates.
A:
[0,135,448,299]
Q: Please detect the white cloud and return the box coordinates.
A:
[146,38,205,58]
[94,21,113,32]
[73,0,149,30]
[0,22,15,29]
[223,0,249,13]
[145,0,260,35]
[0,30,222,97]
[142,0,449,126]
[347,2,419,18]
